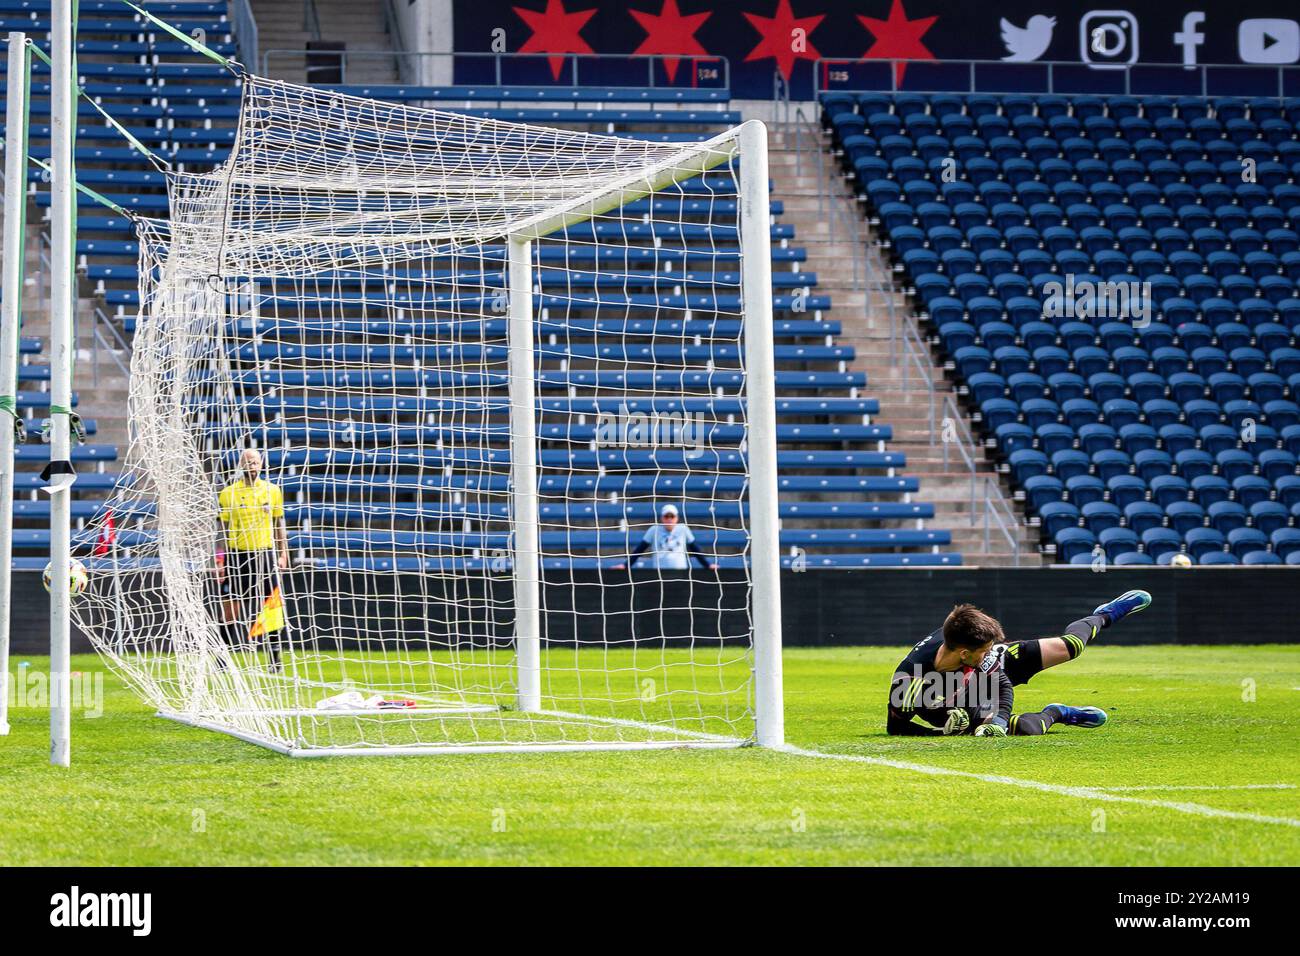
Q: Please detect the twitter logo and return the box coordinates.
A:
[1001,15,1056,61]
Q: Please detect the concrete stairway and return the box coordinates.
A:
[768,123,1043,566]
[251,0,400,84]
[5,205,131,480]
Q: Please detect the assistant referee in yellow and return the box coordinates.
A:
[217,448,291,668]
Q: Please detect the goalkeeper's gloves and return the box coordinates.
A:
[941,709,970,736]
[975,717,1009,738]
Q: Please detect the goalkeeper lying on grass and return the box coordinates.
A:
[886,590,1150,737]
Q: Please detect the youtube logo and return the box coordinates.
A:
[1238,18,1300,63]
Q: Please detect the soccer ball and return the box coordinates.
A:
[42,559,89,596]
[1170,552,1193,568]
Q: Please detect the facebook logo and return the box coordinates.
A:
[1173,12,1205,69]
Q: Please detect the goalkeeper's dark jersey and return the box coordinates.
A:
[886,628,1013,736]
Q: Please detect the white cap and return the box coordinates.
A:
[660,504,679,517]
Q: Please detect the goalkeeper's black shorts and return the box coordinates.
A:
[1001,639,1046,686]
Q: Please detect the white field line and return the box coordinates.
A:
[778,745,1300,829]
[1087,784,1296,792]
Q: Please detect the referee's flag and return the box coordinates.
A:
[249,586,285,638]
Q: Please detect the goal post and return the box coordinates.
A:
[70,78,784,756]
[506,234,541,714]
[0,30,33,739]
[48,0,76,767]
[738,119,784,750]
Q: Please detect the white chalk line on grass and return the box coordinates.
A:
[777,745,1300,829]
[1090,784,1296,792]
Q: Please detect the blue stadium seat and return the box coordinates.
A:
[1186,527,1227,559]
[1242,550,1282,565]
[1207,500,1248,533]
[1165,500,1206,534]
[1040,501,1081,536]
[1056,527,1097,562]
[1142,527,1182,560]
[1198,550,1238,565]
[1124,501,1164,534]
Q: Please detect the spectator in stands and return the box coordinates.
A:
[614,504,717,571]
[216,448,290,669]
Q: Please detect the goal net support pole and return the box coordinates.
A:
[48,0,75,767]
[0,31,32,738]
[507,235,542,713]
[738,120,784,749]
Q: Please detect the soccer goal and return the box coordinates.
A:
[71,76,783,756]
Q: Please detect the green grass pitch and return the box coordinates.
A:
[1,645,1297,865]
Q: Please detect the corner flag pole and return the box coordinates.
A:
[48,0,77,766]
[0,31,32,738]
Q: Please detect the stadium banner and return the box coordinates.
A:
[13,567,1298,655]
[448,0,1300,99]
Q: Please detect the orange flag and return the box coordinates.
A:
[249,586,285,638]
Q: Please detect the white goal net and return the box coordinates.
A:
[70,77,783,755]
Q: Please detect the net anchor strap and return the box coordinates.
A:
[120,0,244,75]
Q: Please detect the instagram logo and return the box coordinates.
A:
[1081,10,1139,69]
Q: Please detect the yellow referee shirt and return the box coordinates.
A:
[217,477,284,552]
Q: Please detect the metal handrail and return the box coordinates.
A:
[37,229,132,387]
[37,230,49,328]
[302,0,321,43]
[894,303,935,438]
[227,0,258,76]
[90,305,132,386]
[790,102,1021,560]
[791,105,933,425]
[814,55,1300,99]
[941,394,1021,564]
[260,48,733,94]
[772,67,791,127]
[380,0,412,86]
[982,475,1020,561]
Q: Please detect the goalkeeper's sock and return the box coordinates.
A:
[1009,708,1060,736]
[1059,614,1107,660]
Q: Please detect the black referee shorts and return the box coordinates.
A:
[222,548,278,615]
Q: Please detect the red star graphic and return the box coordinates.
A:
[857,0,937,87]
[514,0,597,80]
[742,0,824,82]
[630,0,712,84]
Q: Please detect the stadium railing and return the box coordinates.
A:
[788,104,1027,562]
[941,394,1022,564]
[258,49,732,100]
[789,104,935,384]
[814,56,1300,99]
[228,0,257,74]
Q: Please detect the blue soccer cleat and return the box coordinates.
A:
[1093,589,1151,628]
[1046,703,1108,728]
